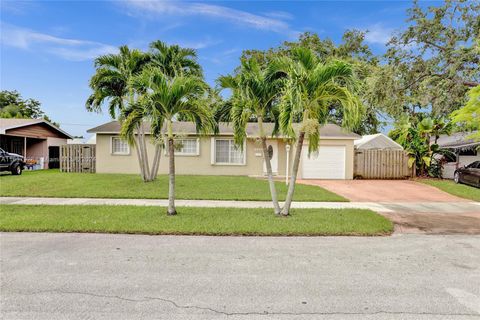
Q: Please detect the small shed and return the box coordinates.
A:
[354,133,403,150]
[354,133,410,179]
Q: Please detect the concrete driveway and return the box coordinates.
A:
[298,179,467,202]
[298,180,480,234]
[1,232,480,320]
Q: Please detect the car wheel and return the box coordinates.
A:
[11,164,22,175]
[454,172,460,184]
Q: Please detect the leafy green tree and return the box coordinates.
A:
[125,69,213,215]
[389,114,453,177]
[271,48,362,216]
[451,85,480,141]
[0,90,57,125]
[218,58,283,214]
[370,0,480,119]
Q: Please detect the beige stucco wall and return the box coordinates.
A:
[95,134,355,179]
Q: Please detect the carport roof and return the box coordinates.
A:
[436,132,479,150]
[87,121,361,139]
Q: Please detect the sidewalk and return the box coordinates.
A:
[1,196,479,213]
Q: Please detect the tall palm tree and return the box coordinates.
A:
[149,40,202,78]
[86,45,156,181]
[272,48,362,216]
[127,68,213,215]
[218,58,282,214]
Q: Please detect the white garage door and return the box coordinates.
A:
[302,146,346,179]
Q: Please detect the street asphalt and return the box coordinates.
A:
[1,232,480,319]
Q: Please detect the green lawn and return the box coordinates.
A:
[419,179,480,202]
[0,170,346,202]
[0,205,392,236]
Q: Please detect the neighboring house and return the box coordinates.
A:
[354,133,403,150]
[67,135,96,145]
[67,138,86,144]
[437,132,479,179]
[86,134,96,145]
[0,118,73,169]
[87,121,360,179]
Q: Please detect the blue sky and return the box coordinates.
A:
[1,0,427,137]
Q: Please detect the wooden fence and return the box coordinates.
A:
[60,144,96,173]
[354,149,412,179]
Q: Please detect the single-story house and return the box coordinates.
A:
[354,133,403,150]
[436,132,479,179]
[0,118,73,169]
[87,121,360,179]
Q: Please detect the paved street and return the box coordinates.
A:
[1,232,480,319]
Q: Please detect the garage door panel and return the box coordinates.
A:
[302,146,345,179]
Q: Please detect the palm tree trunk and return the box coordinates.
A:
[260,137,281,214]
[257,118,280,215]
[134,125,147,182]
[167,121,176,215]
[139,125,151,180]
[149,144,161,180]
[280,131,305,216]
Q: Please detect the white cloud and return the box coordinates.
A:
[122,0,293,34]
[176,38,221,50]
[264,11,294,20]
[364,24,394,45]
[0,23,118,61]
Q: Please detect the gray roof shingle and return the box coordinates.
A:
[87,121,360,139]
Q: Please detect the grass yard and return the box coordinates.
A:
[419,179,480,202]
[0,170,346,202]
[0,205,392,236]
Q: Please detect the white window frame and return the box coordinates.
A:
[165,138,200,156]
[211,138,246,166]
[110,136,130,155]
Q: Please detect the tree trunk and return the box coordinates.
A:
[167,119,176,216]
[167,138,176,215]
[260,137,281,215]
[134,124,147,182]
[139,125,151,180]
[257,116,280,215]
[280,131,305,216]
[149,144,162,180]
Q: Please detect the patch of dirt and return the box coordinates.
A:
[379,212,480,235]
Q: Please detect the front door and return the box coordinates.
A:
[263,140,278,175]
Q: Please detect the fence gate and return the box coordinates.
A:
[354,149,411,179]
[60,144,96,173]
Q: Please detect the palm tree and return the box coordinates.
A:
[86,45,157,181]
[272,48,362,216]
[218,58,282,214]
[149,40,202,78]
[87,42,205,182]
[128,68,213,215]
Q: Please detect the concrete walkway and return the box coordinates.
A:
[1,196,479,213]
